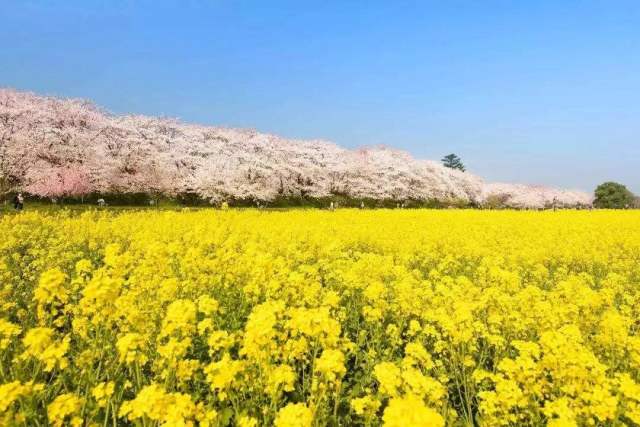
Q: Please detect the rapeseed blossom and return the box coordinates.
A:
[91,381,115,408]
[274,403,313,427]
[0,319,20,350]
[20,327,69,371]
[47,393,83,427]
[0,209,639,425]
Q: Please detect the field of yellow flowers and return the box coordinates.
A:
[1,209,639,426]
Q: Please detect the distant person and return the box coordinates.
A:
[329,202,335,211]
[13,193,24,211]
[360,201,365,209]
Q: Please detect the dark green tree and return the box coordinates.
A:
[593,182,635,209]
[441,153,466,172]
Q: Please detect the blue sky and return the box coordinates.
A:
[1,1,639,193]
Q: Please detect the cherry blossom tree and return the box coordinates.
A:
[482,183,593,209]
[25,166,92,201]
[0,88,593,208]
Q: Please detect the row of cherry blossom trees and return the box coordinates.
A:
[0,88,593,208]
[481,183,593,209]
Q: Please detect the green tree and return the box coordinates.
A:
[441,153,466,172]
[593,182,635,209]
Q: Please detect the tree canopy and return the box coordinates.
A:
[0,88,594,209]
[441,153,466,172]
[594,182,635,209]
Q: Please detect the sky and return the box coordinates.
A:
[1,1,639,193]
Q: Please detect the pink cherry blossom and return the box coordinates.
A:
[0,88,593,208]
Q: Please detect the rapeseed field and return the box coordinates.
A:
[1,209,639,426]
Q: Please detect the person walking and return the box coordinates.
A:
[13,193,24,211]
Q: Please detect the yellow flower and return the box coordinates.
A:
[374,362,403,397]
[382,395,444,427]
[351,395,380,417]
[403,342,434,369]
[207,330,233,355]
[237,415,258,427]
[161,299,197,338]
[47,393,83,427]
[2,208,640,425]
[116,333,148,365]
[21,327,69,371]
[0,381,43,413]
[274,403,313,427]
[0,319,21,350]
[91,381,115,408]
[164,392,197,426]
[75,259,93,278]
[195,404,218,427]
[119,383,197,425]
[204,354,244,398]
[315,349,346,383]
[267,364,296,396]
[197,295,219,316]
[401,367,446,404]
[34,268,69,325]
[34,268,68,306]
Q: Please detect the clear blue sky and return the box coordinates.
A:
[1,1,639,193]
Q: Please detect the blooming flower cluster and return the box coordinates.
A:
[0,88,591,207]
[0,208,638,426]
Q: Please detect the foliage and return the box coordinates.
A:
[0,88,593,209]
[594,182,635,209]
[25,167,91,200]
[482,193,510,209]
[441,154,466,172]
[0,209,639,426]
[483,183,592,209]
